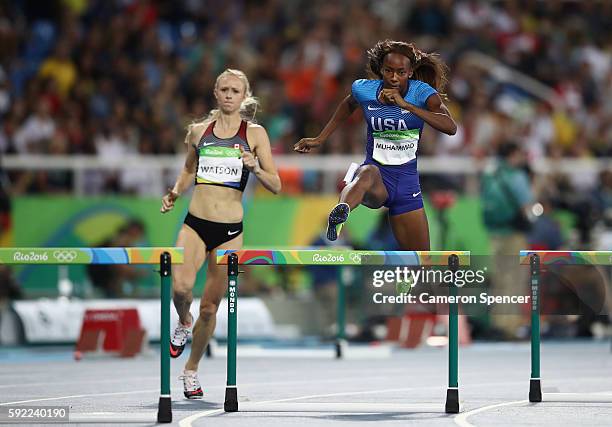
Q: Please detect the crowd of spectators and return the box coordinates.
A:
[1,0,609,156]
[0,0,609,196]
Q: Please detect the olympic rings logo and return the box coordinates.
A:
[53,250,78,262]
[349,253,362,264]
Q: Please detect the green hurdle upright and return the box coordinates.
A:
[224,253,239,412]
[529,253,542,402]
[335,266,347,359]
[446,254,460,413]
[520,250,612,403]
[218,249,470,414]
[158,252,173,423]
[0,247,183,424]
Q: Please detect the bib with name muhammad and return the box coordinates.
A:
[351,79,437,170]
[195,120,251,192]
[372,129,420,165]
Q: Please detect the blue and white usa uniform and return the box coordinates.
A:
[352,78,437,215]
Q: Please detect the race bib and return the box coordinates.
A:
[372,129,419,165]
[196,146,243,184]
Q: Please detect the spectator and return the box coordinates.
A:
[0,265,21,302]
[0,0,607,165]
[480,141,534,339]
[86,219,147,298]
[38,41,77,98]
[13,99,55,153]
[527,197,564,251]
[0,265,23,345]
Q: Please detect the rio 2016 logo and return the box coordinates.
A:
[312,253,345,263]
[12,251,49,262]
[52,250,78,262]
[349,253,362,263]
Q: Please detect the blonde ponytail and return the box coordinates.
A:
[240,95,259,123]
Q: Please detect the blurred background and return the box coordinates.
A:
[0,0,610,348]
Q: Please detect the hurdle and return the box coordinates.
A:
[0,247,184,424]
[336,265,347,358]
[217,249,470,414]
[520,250,612,403]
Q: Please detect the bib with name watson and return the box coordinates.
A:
[195,120,251,192]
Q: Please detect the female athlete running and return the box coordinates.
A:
[295,40,456,250]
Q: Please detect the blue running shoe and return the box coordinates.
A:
[326,203,350,241]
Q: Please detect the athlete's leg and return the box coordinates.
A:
[173,224,207,326]
[327,165,389,241]
[170,225,207,360]
[185,234,243,372]
[389,208,431,251]
[340,165,388,210]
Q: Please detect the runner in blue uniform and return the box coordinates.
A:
[295,40,457,250]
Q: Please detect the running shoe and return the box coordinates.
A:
[180,370,203,399]
[170,322,191,358]
[326,203,350,241]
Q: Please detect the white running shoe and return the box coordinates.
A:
[170,322,191,358]
[180,370,203,399]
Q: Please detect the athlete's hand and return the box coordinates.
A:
[240,146,259,173]
[160,188,178,213]
[294,137,322,153]
[380,88,405,106]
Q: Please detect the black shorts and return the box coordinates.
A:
[184,212,243,251]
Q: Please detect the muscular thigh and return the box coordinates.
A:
[175,224,207,288]
[201,233,244,306]
[358,165,388,209]
[389,208,430,251]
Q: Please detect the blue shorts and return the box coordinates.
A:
[363,162,423,216]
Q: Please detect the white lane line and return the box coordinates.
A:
[454,400,528,427]
[179,385,444,427]
[453,387,612,427]
[69,412,157,423]
[0,376,158,389]
[0,389,159,405]
[179,409,225,426]
[238,402,442,413]
[0,371,441,396]
[3,371,610,392]
[252,385,442,403]
[543,392,612,403]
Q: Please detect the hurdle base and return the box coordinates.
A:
[445,388,459,413]
[157,396,172,423]
[335,339,347,359]
[529,379,542,402]
[224,387,238,412]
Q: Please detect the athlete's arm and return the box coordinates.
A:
[294,94,359,153]
[160,131,199,213]
[245,125,281,194]
[381,90,457,135]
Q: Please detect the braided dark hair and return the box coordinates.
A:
[366,40,449,95]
